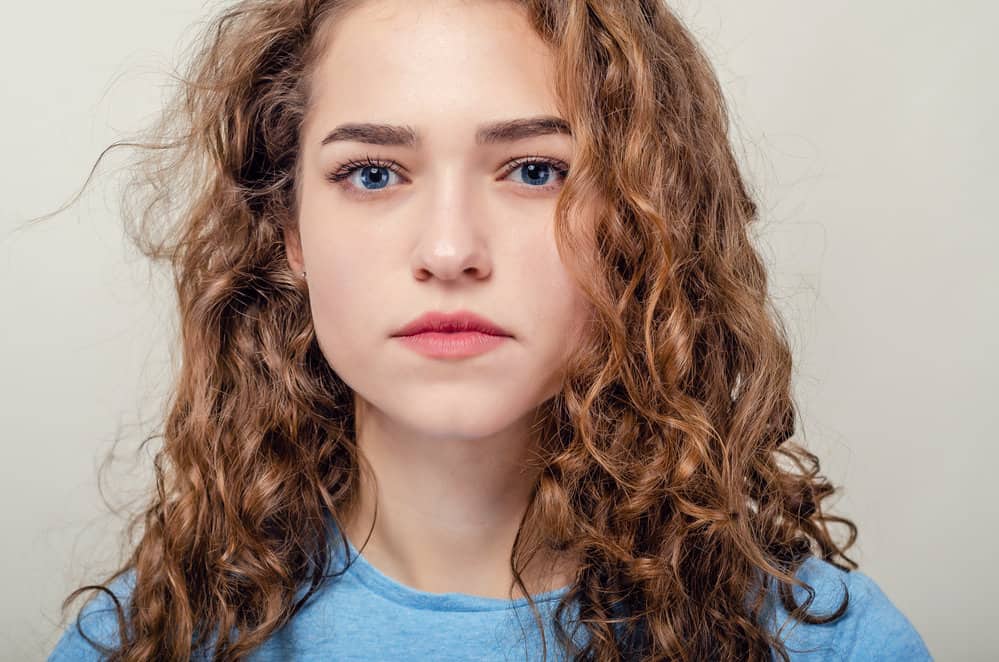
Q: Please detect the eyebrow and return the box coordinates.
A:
[319,115,572,148]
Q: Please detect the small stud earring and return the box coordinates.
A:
[301,271,307,278]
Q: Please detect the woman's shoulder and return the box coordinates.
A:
[48,569,138,661]
[771,556,933,661]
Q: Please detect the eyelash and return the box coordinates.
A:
[324,153,570,199]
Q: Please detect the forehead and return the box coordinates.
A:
[306,0,562,137]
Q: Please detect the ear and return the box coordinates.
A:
[283,225,304,274]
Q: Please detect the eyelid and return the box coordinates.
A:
[324,153,570,199]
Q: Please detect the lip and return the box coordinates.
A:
[391,310,513,338]
[394,331,510,359]
[391,310,513,359]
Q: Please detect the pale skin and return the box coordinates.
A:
[284,0,590,599]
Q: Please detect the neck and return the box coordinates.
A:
[340,394,576,599]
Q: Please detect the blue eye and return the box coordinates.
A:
[501,156,570,189]
[326,155,569,198]
[505,158,570,188]
[330,162,401,192]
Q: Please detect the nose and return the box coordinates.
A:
[410,167,494,283]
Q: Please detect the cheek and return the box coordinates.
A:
[305,277,353,373]
[300,240,375,365]
[523,239,590,355]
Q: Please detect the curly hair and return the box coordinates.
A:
[47,0,859,659]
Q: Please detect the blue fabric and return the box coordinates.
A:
[49,530,932,661]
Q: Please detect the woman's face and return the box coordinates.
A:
[289,0,591,438]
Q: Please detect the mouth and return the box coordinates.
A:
[391,309,513,338]
[391,309,513,359]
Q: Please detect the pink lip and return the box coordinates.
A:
[391,310,513,338]
[394,331,509,359]
[391,310,513,359]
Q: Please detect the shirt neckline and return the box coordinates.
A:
[329,522,573,612]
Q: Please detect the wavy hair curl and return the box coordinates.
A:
[49,0,859,659]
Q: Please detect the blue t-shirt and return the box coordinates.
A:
[49,531,931,661]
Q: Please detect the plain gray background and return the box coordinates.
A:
[2,1,996,660]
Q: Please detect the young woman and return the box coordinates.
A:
[48,0,931,660]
